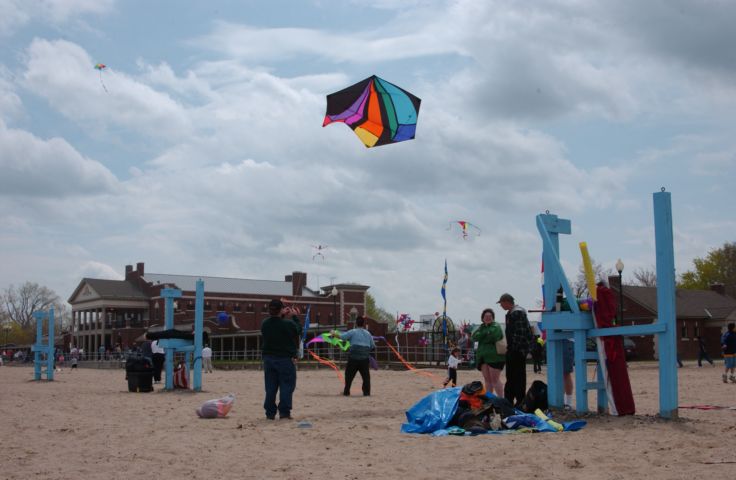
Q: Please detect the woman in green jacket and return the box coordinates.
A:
[472,308,505,396]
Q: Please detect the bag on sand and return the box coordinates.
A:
[519,380,548,413]
[196,394,235,418]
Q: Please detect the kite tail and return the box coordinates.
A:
[382,340,443,386]
[99,71,108,93]
[307,349,344,382]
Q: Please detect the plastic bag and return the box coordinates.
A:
[196,394,235,418]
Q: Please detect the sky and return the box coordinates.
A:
[1,0,734,326]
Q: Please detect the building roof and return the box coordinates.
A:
[621,285,736,320]
[68,278,147,303]
[143,273,308,296]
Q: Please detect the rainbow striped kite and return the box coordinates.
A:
[323,75,421,148]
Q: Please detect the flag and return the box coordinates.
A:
[302,305,311,342]
[540,253,545,310]
[441,260,448,338]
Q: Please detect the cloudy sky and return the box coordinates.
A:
[1,0,734,325]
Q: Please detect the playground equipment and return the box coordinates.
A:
[31,307,55,381]
[538,189,678,418]
[156,280,204,391]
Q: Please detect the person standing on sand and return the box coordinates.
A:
[339,316,375,396]
[202,344,213,373]
[721,323,736,383]
[696,336,714,367]
[261,299,301,420]
[471,308,504,397]
[497,293,533,408]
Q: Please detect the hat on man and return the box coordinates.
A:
[268,299,284,310]
[496,293,514,304]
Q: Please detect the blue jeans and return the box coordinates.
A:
[263,355,297,418]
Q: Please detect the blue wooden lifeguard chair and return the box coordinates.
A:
[157,280,204,391]
[539,189,678,418]
[32,307,55,381]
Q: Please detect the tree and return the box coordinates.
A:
[573,259,613,298]
[1,282,61,330]
[631,267,657,287]
[365,293,395,330]
[679,242,736,290]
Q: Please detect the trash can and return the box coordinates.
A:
[126,356,154,393]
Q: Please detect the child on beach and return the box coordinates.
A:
[71,356,78,370]
[443,348,462,387]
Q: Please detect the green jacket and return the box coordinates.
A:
[472,322,504,364]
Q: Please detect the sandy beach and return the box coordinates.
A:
[2,361,735,480]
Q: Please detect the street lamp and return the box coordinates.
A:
[616,258,624,325]
[331,286,338,329]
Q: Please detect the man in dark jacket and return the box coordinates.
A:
[261,299,301,419]
[498,293,533,407]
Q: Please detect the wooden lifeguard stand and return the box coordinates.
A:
[158,280,204,391]
[539,189,678,418]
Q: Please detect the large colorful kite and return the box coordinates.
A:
[447,220,482,240]
[323,75,421,148]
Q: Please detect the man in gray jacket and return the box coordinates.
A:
[339,316,375,396]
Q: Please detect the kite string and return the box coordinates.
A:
[98,70,108,93]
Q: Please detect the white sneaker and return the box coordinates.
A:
[730,375,736,384]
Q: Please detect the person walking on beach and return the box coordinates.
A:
[339,316,375,396]
[202,344,213,373]
[696,336,714,367]
[472,308,505,397]
[721,323,736,383]
[261,299,301,419]
[442,347,462,388]
[498,293,533,408]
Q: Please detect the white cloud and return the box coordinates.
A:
[22,39,191,140]
[0,119,119,197]
[0,0,115,36]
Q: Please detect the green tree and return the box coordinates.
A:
[365,293,395,330]
[679,242,736,290]
[573,259,613,298]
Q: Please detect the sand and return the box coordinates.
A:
[2,361,735,480]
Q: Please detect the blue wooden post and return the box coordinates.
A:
[33,310,44,381]
[48,307,55,381]
[32,308,54,381]
[654,190,678,418]
[193,279,204,391]
[161,288,182,391]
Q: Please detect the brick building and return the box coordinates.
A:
[68,262,376,357]
[609,276,736,360]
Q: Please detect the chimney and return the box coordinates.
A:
[125,265,133,280]
[136,262,144,276]
[608,274,621,291]
[291,272,307,296]
[710,283,726,295]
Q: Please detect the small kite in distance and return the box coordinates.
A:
[94,63,108,93]
[447,221,481,240]
[312,244,328,262]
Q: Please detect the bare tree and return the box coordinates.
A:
[573,260,614,298]
[1,282,61,330]
[631,267,657,287]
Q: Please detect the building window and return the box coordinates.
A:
[187,301,194,311]
[204,301,212,311]
[233,303,241,312]
[316,313,321,324]
[261,303,268,313]
[217,301,225,311]
[694,322,699,338]
[681,321,688,339]
[247,303,254,313]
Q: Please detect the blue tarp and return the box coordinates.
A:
[401,388,586,435]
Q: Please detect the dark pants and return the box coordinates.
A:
[152,353,165,381]
[504,350,528,407]
[263,355,296,418]
[444,367,457,386]
[344,358,370,396]
[698,351,713,366]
